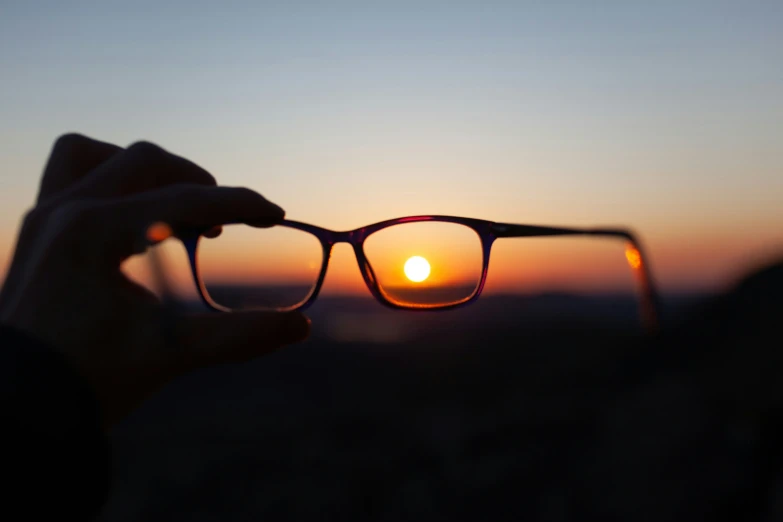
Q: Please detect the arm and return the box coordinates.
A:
[0,134,310,519]
[490,222,661,333]
[1,326,110,519]
[490,222,636,242]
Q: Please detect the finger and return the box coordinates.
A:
[66,140,217,199]
[38,133,123,203]
[172,311,310,371]
[99,185,285,260]
[3,134,122,308]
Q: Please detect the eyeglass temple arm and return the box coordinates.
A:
[491,223,661,333]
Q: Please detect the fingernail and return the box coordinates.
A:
[244,188,285,219]
[256,193,284,218]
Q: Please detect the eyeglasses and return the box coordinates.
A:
[180,215,660,332]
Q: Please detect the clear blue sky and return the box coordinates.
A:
[1,1,781,291]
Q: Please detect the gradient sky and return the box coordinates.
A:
[1,1,781,296]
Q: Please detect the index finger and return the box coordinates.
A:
[99,185,285,260]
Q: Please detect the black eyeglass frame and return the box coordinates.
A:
[182,215,660,332]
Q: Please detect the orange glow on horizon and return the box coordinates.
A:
[194,229,644,296]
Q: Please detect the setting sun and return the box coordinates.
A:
[404,256,431,283]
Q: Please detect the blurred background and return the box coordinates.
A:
[1,1,782,520]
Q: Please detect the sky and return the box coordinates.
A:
[1,1,781,297]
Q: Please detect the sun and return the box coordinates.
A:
[404,256,431,283]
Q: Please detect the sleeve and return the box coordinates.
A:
[0,325,111,520]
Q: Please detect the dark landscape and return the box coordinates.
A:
[97,290,779,522]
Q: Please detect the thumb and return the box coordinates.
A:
[172,311,311,371]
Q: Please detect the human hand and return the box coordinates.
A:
[0,134,311,428]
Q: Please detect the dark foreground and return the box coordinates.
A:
[100,270,783,521]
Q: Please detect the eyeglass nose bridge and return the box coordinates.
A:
[323,229,363,245]
[317,224,494,310]
[316,229,387,304]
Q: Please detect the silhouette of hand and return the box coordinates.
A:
[0,134,310,428]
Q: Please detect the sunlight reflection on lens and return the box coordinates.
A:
[625,245,642,270]
[146,222,172,244]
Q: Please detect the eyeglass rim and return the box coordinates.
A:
[182,215,660,333]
